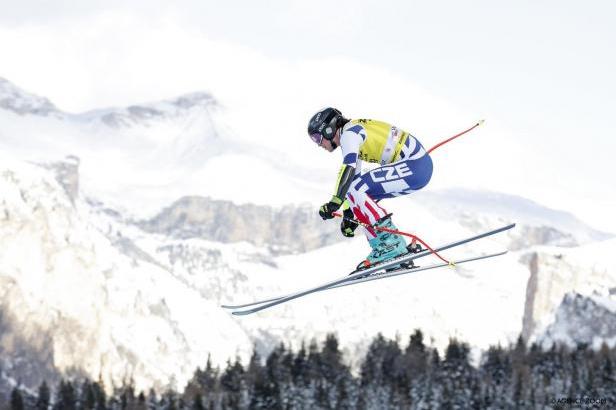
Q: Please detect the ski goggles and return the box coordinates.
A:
[309,132,324,145]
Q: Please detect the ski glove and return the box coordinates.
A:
[340,208,359,237]
[319,196,343,220]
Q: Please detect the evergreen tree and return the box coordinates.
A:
[431,347,440,369]
[441,338,475,409]
[36,381,51,410]
[147,389,158,410]
[291,342,307,386]
[403,329,429,404]
[359,333,409,408]
[405,329,428,374]
[482,345,508,386]
[469,378,482,410]
[92,381,107,410]
[319,333,351,409]
[510,335,530,408]
[598,343,615,401]
[245,349,265,401]
[158,391,177,410]
[360,333,400,386]
[81,380,96,410]
[114,382,137,410]
[305,339,322,383]
[54,380,77,410]
[193,355,219,408]
[251,344,293,409]
[10,387,24,410]
[320,334,345,380]
[197,355,219,393]
[136,392,147,410]
[191,393,205,410]
[220,357,246,409]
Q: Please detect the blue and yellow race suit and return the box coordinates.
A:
[332,119,433,239]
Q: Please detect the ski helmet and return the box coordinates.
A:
[307,107,343,145]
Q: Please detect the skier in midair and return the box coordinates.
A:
[308,107,433,268]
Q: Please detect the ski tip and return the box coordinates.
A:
[231,310,252,316]
[478,119,485,126]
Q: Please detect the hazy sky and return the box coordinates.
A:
[1,0,615,231]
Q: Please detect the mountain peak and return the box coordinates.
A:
[170,91,217,109]
[82,91,219,129]
[0,77,60,117]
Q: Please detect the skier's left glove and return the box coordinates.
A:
[318,196,343,220]
[340,208,359,237]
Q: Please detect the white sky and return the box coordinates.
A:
[1,0,615,232]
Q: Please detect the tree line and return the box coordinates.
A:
[3,330,615,409]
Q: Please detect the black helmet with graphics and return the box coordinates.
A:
[307,107,345,145]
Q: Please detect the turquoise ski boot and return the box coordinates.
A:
[357,216,409,270]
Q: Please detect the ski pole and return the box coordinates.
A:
[427,120,485,154]
[333,212,452,265]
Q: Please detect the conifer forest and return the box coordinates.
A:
[3,330,615,409]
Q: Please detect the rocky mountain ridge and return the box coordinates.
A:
[0,77,60,117]
[79,92,218,129]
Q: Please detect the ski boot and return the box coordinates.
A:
[398,240,424,270]
[356,215,409,272]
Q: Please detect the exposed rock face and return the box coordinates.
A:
[0,307,65,390]
[522,252,540,341]
[0,164,102,389]
[0,161,253,394]
[538,293,616,348]
[138,196,340,255]
[37,156,80,204]
[520,247,616,343]
[507,225,578,250]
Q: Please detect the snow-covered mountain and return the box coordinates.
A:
[519,237,616,343]
[412,189,611,248]
[0,156,252,392]
[0,77,327,217]
[0,77,614,394]
[0,77,61,117]
[538,292,616,349]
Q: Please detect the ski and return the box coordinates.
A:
[229,251,507,316]
[326,251,507,290]
[222,223,514,314]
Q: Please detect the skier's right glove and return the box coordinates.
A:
[340,208,359,237]
[319,196,343,220]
